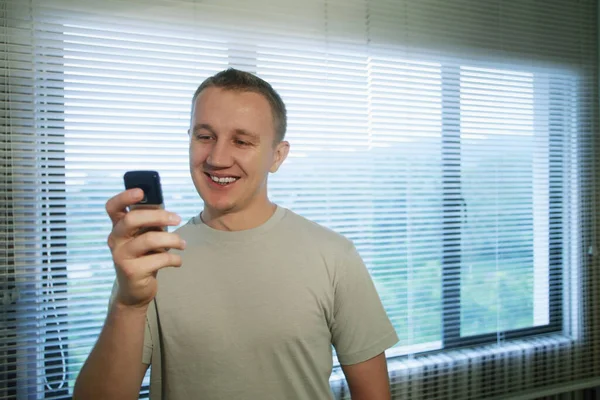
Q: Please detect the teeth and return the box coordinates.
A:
[210,175,237,184]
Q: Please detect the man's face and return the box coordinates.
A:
[189,87,289,215]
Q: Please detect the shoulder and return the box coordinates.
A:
[279,207,355,253]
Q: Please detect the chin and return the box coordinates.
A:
[208,203,236,214]
[202,196,238,214]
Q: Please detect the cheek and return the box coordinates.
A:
[189,145,207,166]
[240,151,274,177]
[265,152,277,172]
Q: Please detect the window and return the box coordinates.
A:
[61,36,576,388]
[2,1,597,399]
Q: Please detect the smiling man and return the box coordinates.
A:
[74,69,398,400]
[188,83,288,229]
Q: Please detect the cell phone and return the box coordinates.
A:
[123,170,166,234]
[123,170,164,211]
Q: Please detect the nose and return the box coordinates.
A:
[206,139,233,168]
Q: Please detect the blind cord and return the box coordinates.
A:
[42,278,67,391]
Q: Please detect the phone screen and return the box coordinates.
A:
[123,170,166,234]
[124,170,164,211]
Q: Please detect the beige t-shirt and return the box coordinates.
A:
[137,206,397,399]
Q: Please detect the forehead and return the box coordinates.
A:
[192,87,275,137]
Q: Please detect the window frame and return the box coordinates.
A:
[42,51,570,396]
[441,65,565,349]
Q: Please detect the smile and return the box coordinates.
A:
[205,173,239,186]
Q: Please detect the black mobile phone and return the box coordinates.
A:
[124,170,166,235]
[123,170,164,211]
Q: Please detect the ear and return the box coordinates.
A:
[270,140,290,173]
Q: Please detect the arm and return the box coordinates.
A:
[73,189,185,399]
[73,303,150,400]
[341,353,392,400]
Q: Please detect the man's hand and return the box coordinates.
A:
[106,188,186,308]
[341,353,392,400]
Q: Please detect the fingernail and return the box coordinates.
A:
[181,240,187,248]
[169,214,181,223]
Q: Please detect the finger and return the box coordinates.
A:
[114,209,181,239]
[137,251,183,275]
[106,189,144,226]
[124,231,186,258]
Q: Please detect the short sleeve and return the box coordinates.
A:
[108,279,153,365]
[330,244,399,365]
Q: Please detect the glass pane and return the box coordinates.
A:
[368,56,444,352]
[459,67,539,336]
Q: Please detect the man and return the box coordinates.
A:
[74,68,398,399]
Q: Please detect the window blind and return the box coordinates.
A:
[1,0,598,399]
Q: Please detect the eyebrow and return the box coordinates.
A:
[233,128,260,142]
[192,123,216,135]
[191,124,260,142]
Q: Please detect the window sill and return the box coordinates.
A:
[330,333,577,398]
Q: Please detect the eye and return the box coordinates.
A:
[195,134,214,142]
[234,139,250,146]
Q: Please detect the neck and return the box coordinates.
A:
[201,198,277,231]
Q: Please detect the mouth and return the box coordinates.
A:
[204,172,240,187]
